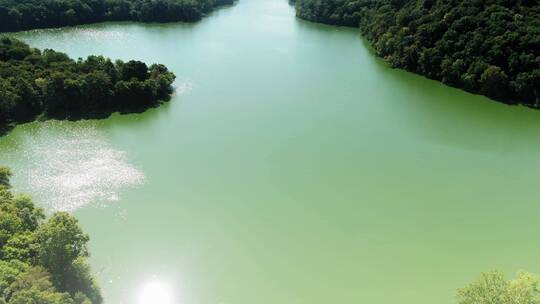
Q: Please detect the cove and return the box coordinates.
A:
[2,0,540,303]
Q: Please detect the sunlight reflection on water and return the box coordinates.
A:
[138,280,174,304]
[4,121,144,212]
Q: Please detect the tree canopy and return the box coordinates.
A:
[0,166,102,304]
[0,0,234,32]
[0,37,176,131]
[458,271,540,304]
[294,0,540,106]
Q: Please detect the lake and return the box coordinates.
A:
[2,0,540,303]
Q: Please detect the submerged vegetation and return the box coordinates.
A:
[0,37,175,131]
[0,0,234,32]
[294,0,540,106]
[0,166,102,304]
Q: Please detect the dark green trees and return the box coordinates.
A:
[295,0,540,107]
[0,38,176,130]
[294,0,364,26]
[0,0,234,32]
[0,166,102,304]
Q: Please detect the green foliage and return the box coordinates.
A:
[2,232,37,263]
[63,258,102,304]
[0,166,101,304]
[35,213,89,291]
[458,271,540,304]
[9,289,73,304]
[295,0,540,106]
[0,38,176,129]
[8,267,73,304]
[294,0,364,26]
[0,0,234,32]
[0,191,44,251]
[0,168,11,188]
[0,260,28,299]
[480,65,509,99]
[33,214,101,303]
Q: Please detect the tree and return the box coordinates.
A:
[82,70,113,113]
[0,167,102,303]
[458,271,540,304]
[8,267,74,304]
[11,195,44,232]
[0,260,28,299]
[0,167,11,188]
[35,213,89,293]
[11,78,41,122]
[64,258,102,304]
[120,60,149,81]
[1,232,37,263]
[480,65,509,100]
[0,78,19,123]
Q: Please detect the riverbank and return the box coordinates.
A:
[293,0,540,107]
[0,0,235,32]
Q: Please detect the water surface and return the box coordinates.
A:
[2,0,540,303]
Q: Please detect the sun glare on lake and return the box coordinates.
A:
[138,280,174,304]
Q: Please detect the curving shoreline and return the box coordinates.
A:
[293,0,540,107]
[0,0,235,33]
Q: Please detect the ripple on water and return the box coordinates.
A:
[2,121,144,212]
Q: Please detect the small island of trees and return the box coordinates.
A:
[294,0,540,106]
[0,166,102,304]
[0,37,176,132]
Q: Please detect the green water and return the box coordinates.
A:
[2,0,540,303]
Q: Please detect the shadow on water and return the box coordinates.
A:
[294,15,358,34]
[0,98,176,156]
[97,98,176,134]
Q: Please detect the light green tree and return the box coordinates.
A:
[458,271,540,304]
[8,267,73,304]
[35,213,89,292]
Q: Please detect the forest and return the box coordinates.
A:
[0,166,102,304]
[0,37,176,131]
[0,0,233,32]
[294,0,540,106]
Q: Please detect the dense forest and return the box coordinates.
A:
[0,37,175,131]
[294,0,540,106]
[0,0,233,32]
[0,166,102,304]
